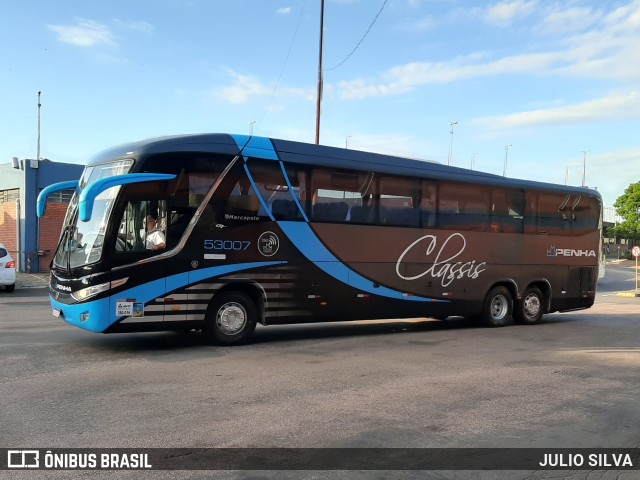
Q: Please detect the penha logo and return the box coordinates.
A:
[258,231,279,257]
[547,245,596,257]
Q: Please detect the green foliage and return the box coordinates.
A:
[613,181,640,239]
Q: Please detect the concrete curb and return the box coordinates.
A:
[615,291,640,298]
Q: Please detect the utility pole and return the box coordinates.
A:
[37,91,42,160]
[314,0,325,145]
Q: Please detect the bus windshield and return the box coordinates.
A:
[53,159,133,270]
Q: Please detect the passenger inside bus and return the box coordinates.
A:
[145,214,166,251]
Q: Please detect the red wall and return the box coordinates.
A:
[0,201,67,272]
[37,203,68,272]
[0,202,17,256]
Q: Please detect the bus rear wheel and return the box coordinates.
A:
[482,286,513,327]
[204,292,257,346]
[514,287,544,325]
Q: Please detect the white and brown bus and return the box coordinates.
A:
[37,134,602,345]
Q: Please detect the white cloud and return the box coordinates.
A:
[538,7,601,35]
[583,148,640,205]
[214,72,271,104]
[336,1,640,99]
[402,15,436,32]
[484,0,538,26]
[332,132,419,158]
[212,69,315,105]
[473,91,640,129]
[48,19,116,47]
[338,51,562,99]
[113,19,155,35]
[277,7,292,15]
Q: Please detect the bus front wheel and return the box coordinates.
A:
[482,286,513,327]
[514,287,544,325]
[204,292,257,346]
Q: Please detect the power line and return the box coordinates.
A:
[325,0,389,71]
[258,2,306,132]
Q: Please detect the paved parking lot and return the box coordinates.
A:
[1,263,639,479]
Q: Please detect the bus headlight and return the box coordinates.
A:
[71,282,111,302]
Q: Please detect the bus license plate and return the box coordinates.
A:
[52,308,61,318]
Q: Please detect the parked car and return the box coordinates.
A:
[0,242,16,292]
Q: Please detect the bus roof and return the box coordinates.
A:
[87,133,601,200]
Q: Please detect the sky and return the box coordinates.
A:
[2,0,640,207]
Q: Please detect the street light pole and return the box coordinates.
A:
[565,163,581,185]
[471,152,477,170]
[448,121,458,166]
[314,0,325,145]
[503,144,512,177]
[345,136,352,149]
[581,149,590,187]
[249,120,255,136]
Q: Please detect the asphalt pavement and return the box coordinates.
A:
[15,271,50,289]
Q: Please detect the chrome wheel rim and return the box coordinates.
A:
[490,294,509,320]
[216,302,247,334]
[523,293,541,319]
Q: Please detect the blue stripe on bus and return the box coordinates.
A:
[244,164,275,221]
[51,261,283,333]
[279,161,310,222]
[231,135,279,160]
[277,221,446,303]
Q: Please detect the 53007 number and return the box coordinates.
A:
[204,240,251,251]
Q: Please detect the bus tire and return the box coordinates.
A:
[204,292,257,346]
[482,286,512,327]
[514,287,544,325]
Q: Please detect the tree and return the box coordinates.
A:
[611,181,640,245]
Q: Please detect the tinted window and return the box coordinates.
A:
[438,182,492,231]
[491,188,524,233]
[524,192,599,236]
[379,175,422,228]
[310,168,374,223]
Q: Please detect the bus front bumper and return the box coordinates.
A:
[50,295,114,333]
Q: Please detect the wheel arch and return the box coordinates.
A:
[483,279,518,304]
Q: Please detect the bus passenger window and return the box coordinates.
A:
[570,195,600,235]
[437,182,491,231]
[528,192,574,236]
[492,189,524,233]
[379,175,420,228]
[310,168,375,224]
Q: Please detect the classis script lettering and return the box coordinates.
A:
[396,233,487,287]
